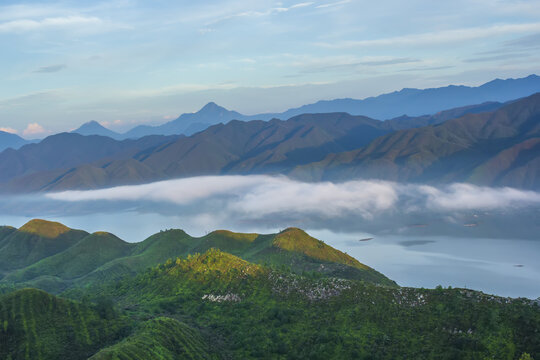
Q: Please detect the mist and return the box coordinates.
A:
[1,175,539,298]
[46,175,540,215]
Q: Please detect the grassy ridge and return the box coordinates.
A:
[0,220,394,291]
[7,232,134,284]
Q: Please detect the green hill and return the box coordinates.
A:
[0,288,127,360]
[0,247,538,359]
[5,232,135,290]
[89,317,216,360]
[0,220,88,275]
[76,229,196,287]
[85,250,540,359]
[0,221,395,292]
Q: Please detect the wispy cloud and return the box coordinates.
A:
[503,33,540,49]
[0,90,61,109]
[316,0,351,9]
[33,64,67,73]
[291,2,315,9]
[417,183,540,211]
[359,57,419,66]
[463,53,531,63]
[317,23,540,48]
[0,15,102,33]
[208,1,317,24]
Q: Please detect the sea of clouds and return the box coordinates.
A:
[45,175,540,218]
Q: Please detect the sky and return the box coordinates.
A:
[0,0,540,138]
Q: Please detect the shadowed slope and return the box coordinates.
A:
[0,288,126,360]
[0,220,88,274]
[294,93,540,188]
[89,317,216,360]
[6,232,135,286]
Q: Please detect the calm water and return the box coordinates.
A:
[2,210,539,299]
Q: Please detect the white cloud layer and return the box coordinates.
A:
[46,176,540,219]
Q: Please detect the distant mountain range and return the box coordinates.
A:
[70,74,540,139]
[293,93,540,187]
[1,92,539,192]
[0,133,179,188]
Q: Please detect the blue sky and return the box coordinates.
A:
[1,0,539,137]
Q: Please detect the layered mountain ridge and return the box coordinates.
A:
[70,74,540,139]
[1,92,539,192]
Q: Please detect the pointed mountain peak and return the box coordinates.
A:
[196,102,233,115]
[78,120,107,129]
[73,120,120,138]
[200,101,222,110]
[19,219,71,238]
[273,228,369,270]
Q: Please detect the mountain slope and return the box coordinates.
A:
[73,121,122,139]
[383,101,505,130]
[6,232,134,284]
[89,317,216,360]
[0,131,30,152]
[0,133,178,186]
[123,102,248,138]
[3,113,396,191]
[1,93,538,192]
[0,219,88,275]
[0,288,126,360]
[293,93,540,188]
[79,227,395,289]
[267,74,540,120]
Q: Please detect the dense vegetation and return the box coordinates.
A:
[89,317,216,360]
[0,288,127,360]
[0,220,539,359]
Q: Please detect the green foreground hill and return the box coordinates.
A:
[1,220,394,293]
[0,220,538,359]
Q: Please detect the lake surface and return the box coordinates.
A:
[2,210,539,299]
